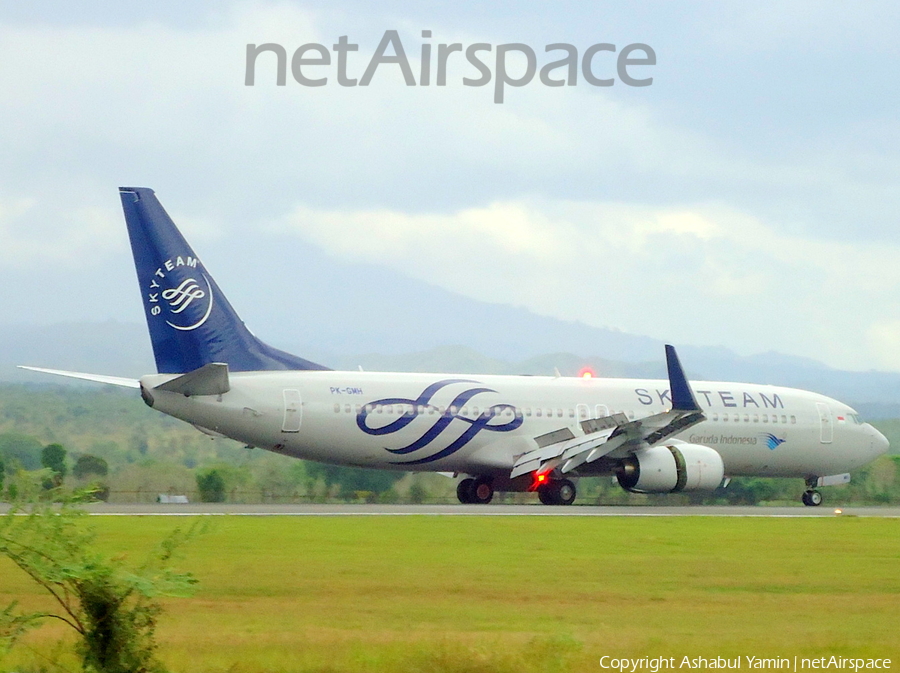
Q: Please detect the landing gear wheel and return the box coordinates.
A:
[471,477,494,504]
[802,489,822,507]
[556,479,577,506]
[537,484,555,505]
[457,478,475,504]
[537,479,577,506]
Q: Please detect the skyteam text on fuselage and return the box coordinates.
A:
[21,188,889,506]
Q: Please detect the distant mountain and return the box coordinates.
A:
[4,214,898,415]
[1,322,155,380]
[4,321,900,418]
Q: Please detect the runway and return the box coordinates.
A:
[9,503,896,517]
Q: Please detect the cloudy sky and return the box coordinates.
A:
[2,1,900,371]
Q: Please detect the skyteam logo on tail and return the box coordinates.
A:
[146,256,214,332]
[759,433,786,450]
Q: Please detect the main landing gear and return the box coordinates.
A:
[457,476,494,504]
[537,478,577,506]
[455,476,578,506]
[801,477,823,507]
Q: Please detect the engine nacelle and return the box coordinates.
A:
[616,443,725,494]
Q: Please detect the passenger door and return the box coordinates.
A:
[816,402,833,444]
[282,389,303,432]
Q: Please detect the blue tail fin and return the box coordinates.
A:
[120,187,329,374]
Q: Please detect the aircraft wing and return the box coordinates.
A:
[510,345,706,479]
[17,366,140,389]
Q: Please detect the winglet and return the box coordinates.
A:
[665,345,701,412]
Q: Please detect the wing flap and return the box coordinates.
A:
[510,345,707,481]
[511,416,626,479]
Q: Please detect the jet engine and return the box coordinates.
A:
[616,443,724,493]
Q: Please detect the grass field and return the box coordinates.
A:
[2,515,899,672]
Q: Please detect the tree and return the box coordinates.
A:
[0,433,43,471]
[196,469,226,503]
[41,443,68,487]
[305,462,403,499]
[0,472,200,672]
[73,454,109,480]
[0,459,4,493]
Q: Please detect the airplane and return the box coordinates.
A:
[21,187,889,507]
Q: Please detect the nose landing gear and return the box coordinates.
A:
[801,477,823,507]
[801,489,823,507]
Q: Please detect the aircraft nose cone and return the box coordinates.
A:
[871,427,890,457]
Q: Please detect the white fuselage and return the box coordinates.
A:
[141,370,888,480]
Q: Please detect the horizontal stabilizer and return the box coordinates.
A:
[17,366,140,389]
[154,362,230,396]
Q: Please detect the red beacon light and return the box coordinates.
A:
[531,472,549,491]
[578,367,595,379]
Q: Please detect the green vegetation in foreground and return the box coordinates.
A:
[1,516,898,673]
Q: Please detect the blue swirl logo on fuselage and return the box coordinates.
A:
[759,433,786,450]
[356,379,522,465]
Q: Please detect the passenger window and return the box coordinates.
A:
[791,415,796,424]
[753,414,759,423]
[333,403,340,413]
[557,409,563,418]
[723,414,729,422]
[781,415,787,424]
[712,413,719,421]
[345,404,351,413]
[525,408,531,416]
[744,414,749,423]
[568,409,574,418]
[762,415,768,423]
[771,415,777,423]
[450,406,458,414]
[536,409,542,417]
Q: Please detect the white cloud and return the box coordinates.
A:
[1,2,900,371]
[277,198,900,370]
[0,194,123,268]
